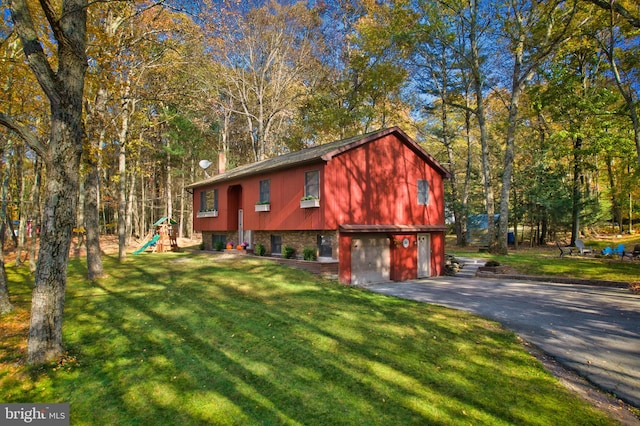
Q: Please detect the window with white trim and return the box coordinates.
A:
[200,189,218,211]
[417,180,429,205]
[305,170,319,199]
[259,179,270,203]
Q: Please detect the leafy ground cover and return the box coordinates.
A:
[0,251,619,425]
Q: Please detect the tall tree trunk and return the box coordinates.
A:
[126,157,137,243]
[117,83,133,261]
[117,98,131,261]
[28,105,84,364]
[85,130,104,279]
[469,0,495,249]
[437,43,463,246]
[496,29,525,255]
[178,155,186,239]
[0,251,12,314]
[85,167,103,279]
[571,136,583,244]
[83,87,107,280]
[462,105,473,245]
[118,140,127,261]
[15,142,26,266]
[140,173,146,238]
[75,179,85,256]
[497,0,573,254]
[605,154,622,233]
[497,80,524,254]
[541,214,548,245]
[166,150,173,219]
[0,145,14,314]
[28,160,42,273]
[28,91,86,365]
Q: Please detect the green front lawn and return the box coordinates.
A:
[1,253,617,425]
[451,235,640,284]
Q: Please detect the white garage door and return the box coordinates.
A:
[351,235,390,285]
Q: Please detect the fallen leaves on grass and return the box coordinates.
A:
[0,307,30,386]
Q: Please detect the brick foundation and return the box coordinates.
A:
[201,231,240,251]
[201,230,339,259]
[252,230,339,259]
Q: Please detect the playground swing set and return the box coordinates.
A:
[133,217,179,255]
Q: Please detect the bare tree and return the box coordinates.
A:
[213,1,321,161]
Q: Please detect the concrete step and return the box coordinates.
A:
[452,257,484,278]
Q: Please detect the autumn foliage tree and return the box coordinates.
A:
[205,1,324,162]
[1,0,88,364]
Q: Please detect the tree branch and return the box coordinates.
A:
[39,0,66,46]
[9,0,60,107]
[0,113,47,158]
[585,0,640,28]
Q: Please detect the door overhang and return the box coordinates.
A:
[339,224,447,234]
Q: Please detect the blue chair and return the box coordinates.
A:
[613,244,633,260]
[601,246,613,256]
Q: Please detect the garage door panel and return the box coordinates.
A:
[351,236,390,285]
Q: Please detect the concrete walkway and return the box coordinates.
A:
[362,258,640,410]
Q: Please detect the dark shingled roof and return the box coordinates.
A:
[186,127,450,190]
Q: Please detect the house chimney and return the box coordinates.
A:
[218,151,226,174]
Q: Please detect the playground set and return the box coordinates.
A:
[133,217,179,255]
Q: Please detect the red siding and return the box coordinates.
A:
[338,233,352,284]
[390,235,417,281]
[324,134,445,228]
[194,133,445,234]
[430,232,446,276]
[193,164,328,233]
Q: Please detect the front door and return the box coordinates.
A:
[227,185,243,244]
[238,209,244,245]
[417,233,431,278]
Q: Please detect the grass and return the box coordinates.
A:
[1,251,621,425]
[450,234,640,284]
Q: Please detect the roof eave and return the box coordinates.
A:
[185,127,451,190]
[185,157,325,190]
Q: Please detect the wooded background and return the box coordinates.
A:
[1,0,639,365]
[1,0,638,254]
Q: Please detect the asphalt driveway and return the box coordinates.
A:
[361,260,640,410]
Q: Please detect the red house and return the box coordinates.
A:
[185,127,450,285]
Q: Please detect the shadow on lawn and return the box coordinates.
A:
[50,253,608,425]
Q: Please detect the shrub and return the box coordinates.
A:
[255,244,266,256]
[282,245,296,259]
[199,242,205,250]
[485,260,501,267]
[302,247,316,261]
[214,241,225,251]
